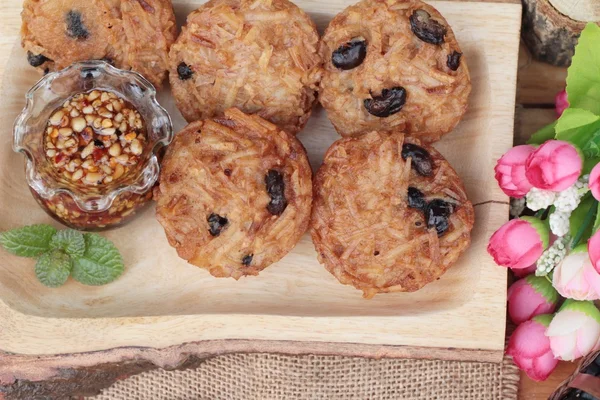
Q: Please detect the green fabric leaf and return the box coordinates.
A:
[35,250,72,288]
[525,275,559,304]
[560,300,600,324]
[71,234,124,286]
[0,224,57,258]
[584,157,600,175]
[566,23,600,115]
[594,203,600,232]
[556,108,600,133]
[532,314,554,327]
[49,229,85,258]
[570,194,598,246]
[556,118,600,152]
[527,121,556,145]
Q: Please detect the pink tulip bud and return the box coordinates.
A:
[590,164,600,202]
[513,264,537,278]
[555,90,569,118]
[488,217,549,269]
[553,246,600,301]
[525,140,583,192]
[507,314,558,381]
[508,275,559,324]
[547,300,600,361]
[590,230,600,274]
[494,145,536,198]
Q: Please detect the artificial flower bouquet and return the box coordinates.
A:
[488,23,600,382]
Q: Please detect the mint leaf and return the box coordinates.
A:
[566,23,600,115]
[71,233,124,286]
[0,224,57,258]
[50,229,85,258]
[527,121,556,145]
[35,250,72,288]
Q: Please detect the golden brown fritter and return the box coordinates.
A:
[319,0,471,143]
[155,108,313,279]
[21,0,177,88]
[168,0,322,135]
[310,131,474,298]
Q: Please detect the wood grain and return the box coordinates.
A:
[549,0,600,22]
[517,43,567,106]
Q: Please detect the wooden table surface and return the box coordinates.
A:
[0,0,579,399]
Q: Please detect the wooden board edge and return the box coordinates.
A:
[0,339,504,399]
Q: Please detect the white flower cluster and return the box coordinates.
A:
[526,188,557,211]
[549,211,570,237]
[554,176,589,213]
[536,235,570,276]
[549,176,590,237]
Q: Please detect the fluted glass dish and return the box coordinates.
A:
[13,61,173,230]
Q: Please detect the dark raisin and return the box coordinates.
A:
[44,68,50,75]
[27,52,50,67]
[242,254,253,266]
[409,9,447,45]
[177,62,194,80]
[425,199,453,236]
[224,169,232,177]
[66,10,90,39]
[93,139,105,148]
[332,39,367,70]
[447,51,462,71]
[265,170,287,216]
[364,87,407,117]
[207,213,228,237]
[373,251,380,256]
[401,143,433,177]
[407,187,427,211]
[115,129,122,137]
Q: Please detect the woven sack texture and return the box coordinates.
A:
[89,352,519,400]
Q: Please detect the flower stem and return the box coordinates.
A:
[535,209,546,218]
[571,200,599,248]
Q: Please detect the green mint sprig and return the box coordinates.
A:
[0,224,124,288]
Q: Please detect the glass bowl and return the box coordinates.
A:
[13,61,173,231]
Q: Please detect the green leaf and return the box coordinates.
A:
[584,157,600,175]
[556,118,600,151]
[556,108,600,133]
[532,314,554,327]
[566,23,600,115]
[593,202,600,233]
[71,234,124,286]
[0,224,57,258]
[49,229,85,258]
[35,250,72,288]
[560,300,600,324]
[570,194,598,246]
[527,121,556,145]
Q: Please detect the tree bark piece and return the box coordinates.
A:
[522,0,598,67]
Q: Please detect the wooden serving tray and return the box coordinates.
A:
[0,0,521,395]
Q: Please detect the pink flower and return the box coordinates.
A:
[546,300,600,361]
[513,264,537,278]
[494,145,536,198]
[555,90,569,117]
[525,140,583,192]
[590,230,600,274]
[507,314,558,381]
[508,275,559,324]
[488,217,549,269]
[553,248,600,301]
[590,163,600,201]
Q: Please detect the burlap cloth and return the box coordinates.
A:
[88,352,519,400]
